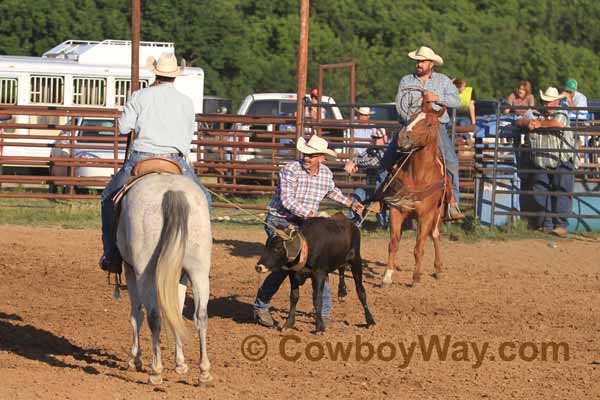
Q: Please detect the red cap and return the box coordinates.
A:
[310,88,319,98]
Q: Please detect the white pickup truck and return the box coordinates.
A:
[232,92,346,161]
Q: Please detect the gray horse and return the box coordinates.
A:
[116,173,212,386]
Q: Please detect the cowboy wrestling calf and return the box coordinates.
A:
[255,213,375,333]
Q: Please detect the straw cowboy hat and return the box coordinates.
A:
[355,106,375,116]
[296,135,337,158]
[371,128,385,139]
[539,87,566,102]
[408,46,444,66]
[146,52,183,78]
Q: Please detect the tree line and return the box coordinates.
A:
[1,0,599,109]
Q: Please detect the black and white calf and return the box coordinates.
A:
[256,213,375,333]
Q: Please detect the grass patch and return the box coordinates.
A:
[0,198,102,229]
[1,196,598,243]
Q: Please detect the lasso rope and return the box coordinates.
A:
[206,187,293,239]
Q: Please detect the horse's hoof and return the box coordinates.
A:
[148,374,163,385]
[380,279,393,288]
[412,273,421,284]
[176,363,189,375]
[128,358,142,372]
[432,272,442,280]
[199,372,214,387]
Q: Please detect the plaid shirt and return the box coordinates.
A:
[268,161,349,220]
[352,147,385,186]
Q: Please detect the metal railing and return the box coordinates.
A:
[0,104,476,212]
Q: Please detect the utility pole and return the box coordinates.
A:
[131,0,140,92]
[295,0,310,157]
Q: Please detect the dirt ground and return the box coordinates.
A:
[0,224,599,400]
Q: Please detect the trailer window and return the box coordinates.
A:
[30,75,64,105]
[73,77,107,106]
[115,79,149,106]
[0,78,18,105]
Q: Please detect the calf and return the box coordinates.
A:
[256,213,375,333]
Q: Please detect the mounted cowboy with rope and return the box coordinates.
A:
[376,45,464,221]
[370,46,464,287]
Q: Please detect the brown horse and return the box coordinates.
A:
[380,103,453,287]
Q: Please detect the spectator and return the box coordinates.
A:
[352,106,382,153]
[504,80,535,115]
[517,87,576,237]
[344,129,389,228]
[308,88,326,120]
[253,135,365,328]
[561,79,589,120]
[452,78,476,125]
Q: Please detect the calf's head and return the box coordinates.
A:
[256,227,305,272]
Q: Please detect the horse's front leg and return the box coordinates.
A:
[124,263,144,372]
[383,207,406,288]
[431,208,444,279]
[412,212,435,285]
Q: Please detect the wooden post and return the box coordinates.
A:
[131,0,140,92]
[295,0,310,158]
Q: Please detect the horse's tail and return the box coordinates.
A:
[155,190,190,340]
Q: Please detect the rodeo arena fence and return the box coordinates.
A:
[0,101,599,232]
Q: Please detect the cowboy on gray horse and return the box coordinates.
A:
[99,52,211,272]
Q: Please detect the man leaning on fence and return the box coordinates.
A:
[517,87,577,237]
[98,53,212,273]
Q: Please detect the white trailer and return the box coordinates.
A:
[0,39,204,164]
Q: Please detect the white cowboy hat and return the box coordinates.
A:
[539,87,566,102]
[355,106,375,115]
[146,52,182,78]
[371,128,385,139]
[408,46,444,66]
[296,135,337,158]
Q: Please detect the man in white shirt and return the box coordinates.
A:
[99,53,211,272]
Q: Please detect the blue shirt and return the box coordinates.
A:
[119,83,196,156]
[395,72,461,124]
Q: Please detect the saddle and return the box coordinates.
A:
[106,157,184,276]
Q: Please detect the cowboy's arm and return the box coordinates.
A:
[395,75,412,118]
[325,179,364,214]
[279,166,310,218]
[435,78,461,109]
[353,151,380,168]
[118,91,140,134]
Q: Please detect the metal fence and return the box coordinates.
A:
[0,104,476,211]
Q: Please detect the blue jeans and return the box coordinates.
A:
[348,170,389,228]
[532,162,574,229]
[379,123,460,205]
[100,151,212,258]
[254,213,331,316]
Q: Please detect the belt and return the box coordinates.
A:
[132,150,182,157]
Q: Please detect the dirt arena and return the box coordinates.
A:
[0,224,598,399]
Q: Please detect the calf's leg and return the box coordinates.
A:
[284,274,300,330]
[350,256,375,326]
[337,267,348,300]
[311,274,327,333]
